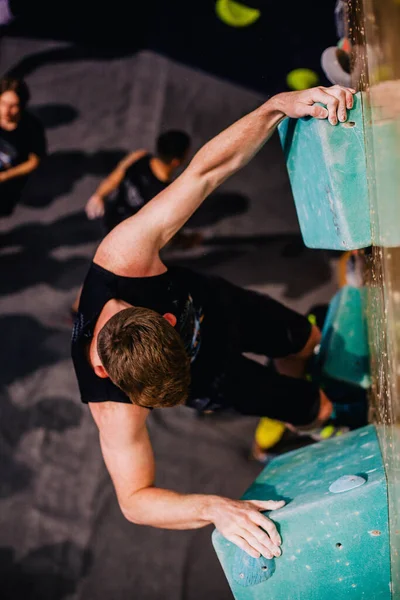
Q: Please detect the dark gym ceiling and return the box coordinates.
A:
[5,0,337,94]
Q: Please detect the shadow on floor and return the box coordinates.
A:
[22,149,126,209]
[0,210,100,251]
[0,450,33,498]
[165,233,335,299]
[187,192,250,228]
[0,315,71,384]
[0,542,92,600]
[30,104,79,129]
[0,390,83,498]
[0,211,102,295]
[0,251,90,296]
[0,392,82,450]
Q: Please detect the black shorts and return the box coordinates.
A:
[190,278,320,427]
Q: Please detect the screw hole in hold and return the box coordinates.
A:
[343,120,356,128]
[261,566,268,571]
[336,543,343,549]
[370,530,382,537]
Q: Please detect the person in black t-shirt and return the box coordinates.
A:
[85,130,191,231]
[0,77,47,216]
[71,131,198,313]
[71,84,355,559]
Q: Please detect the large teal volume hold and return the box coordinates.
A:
[317,285,370,389]
[278,93,371,250]
[212,426,390,599]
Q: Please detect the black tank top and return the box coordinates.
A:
[71,262,224,408]
[105,154,168,229]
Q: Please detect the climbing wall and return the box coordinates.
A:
[213,2,400,597]
[349,0,400,596]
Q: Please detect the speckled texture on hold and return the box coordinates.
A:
[278,93,371,250]
[212,425,390,599]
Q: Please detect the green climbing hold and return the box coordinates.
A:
[215,0,261,28]
[286,68,319,90]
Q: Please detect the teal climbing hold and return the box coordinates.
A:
[278,93,371,250]
[317,286,371,389]
[212,425,390,599]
